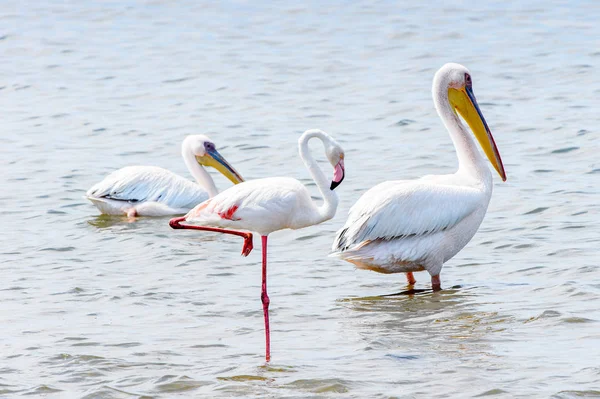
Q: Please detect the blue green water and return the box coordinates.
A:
[2,1,600,397]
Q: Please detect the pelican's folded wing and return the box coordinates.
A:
[332,180,484,252]
[86,166,205,209]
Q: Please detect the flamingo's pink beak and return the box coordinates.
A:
[330,159,345,190]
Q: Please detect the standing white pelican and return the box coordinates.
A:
[331,63,506,291]
[169,129,345,361]
[86,135,244,217]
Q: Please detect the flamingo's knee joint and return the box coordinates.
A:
[261,293,270,307]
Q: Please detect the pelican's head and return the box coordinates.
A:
[325,137,345,191]
[183,135,244,184]
[435,63,506,181]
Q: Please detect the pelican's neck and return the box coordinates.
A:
[182,145,218,197]
[433,85,492,189]
[298,130,339,223]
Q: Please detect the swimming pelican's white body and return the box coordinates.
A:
[86,135,243,217]
[86,165,211,216]
[331,63,506,289]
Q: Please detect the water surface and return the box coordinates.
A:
[2,1,600,397]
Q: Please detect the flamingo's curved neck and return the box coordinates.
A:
[182,143,218,197]
[298,130,339,224]
[432,80,492,189]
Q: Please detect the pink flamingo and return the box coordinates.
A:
[170,129,345,361]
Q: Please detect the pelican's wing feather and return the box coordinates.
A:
[86,166,205,209]
[332,180,483,251]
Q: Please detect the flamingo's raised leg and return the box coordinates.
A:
[169,216,253,256]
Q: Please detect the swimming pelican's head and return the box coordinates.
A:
[435,63,507,181]
[184,135,244,184]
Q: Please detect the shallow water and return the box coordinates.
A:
[2,1,600,397]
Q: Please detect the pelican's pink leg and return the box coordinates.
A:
[169,217,254,256]
[406,272,416,285]
[261,235,271,362]
[431,274,441,291]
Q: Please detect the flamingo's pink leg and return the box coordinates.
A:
[261,235,271,362]
[169,217,254,256]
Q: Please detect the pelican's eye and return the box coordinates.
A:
[204,142,216,152]
[465,73,472,87]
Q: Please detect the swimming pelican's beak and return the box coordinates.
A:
[330,158,345,190]
[196,148,244,184]
[448,86,507,181]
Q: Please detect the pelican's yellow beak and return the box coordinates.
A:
[448,86,507,181]
[196,148,244,185]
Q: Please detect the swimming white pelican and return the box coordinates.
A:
[331,63,506,291]
[169,129,345,361]
[86,135,244,217]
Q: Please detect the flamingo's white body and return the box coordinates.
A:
[186,176,338,235]
[331,63,507,290]
[86,135,243,217]
[171,129,346,361]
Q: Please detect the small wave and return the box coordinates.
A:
[551,146,579,154]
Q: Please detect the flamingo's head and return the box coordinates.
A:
[325,139,345,191]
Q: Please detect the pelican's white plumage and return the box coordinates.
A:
[86,135,243,217]
[332,175,489,277]
[86,166,212,216]
[331,63,506,290]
